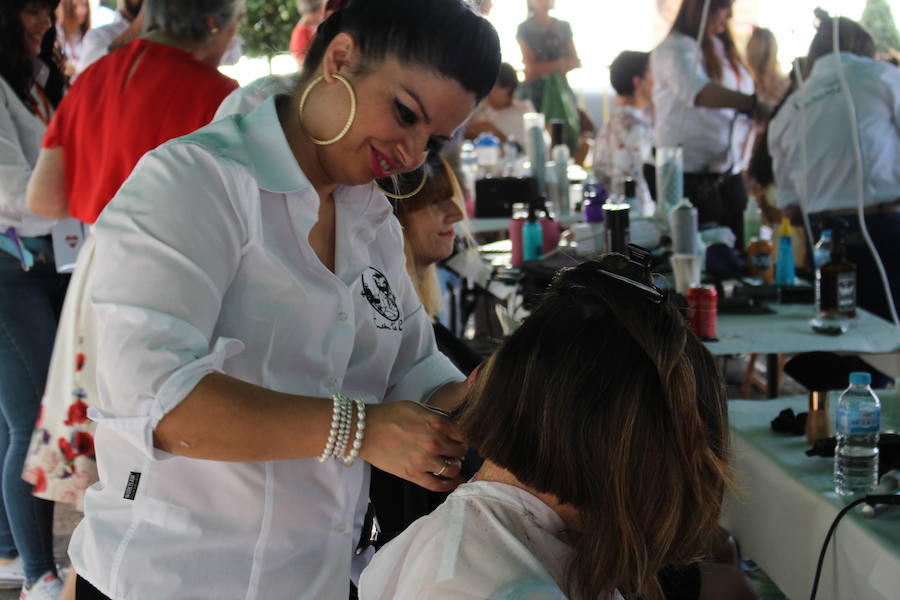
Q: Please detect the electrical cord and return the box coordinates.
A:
[809,493,900,600]
[792,58,816,279]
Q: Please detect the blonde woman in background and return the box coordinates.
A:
[745,27,790,108]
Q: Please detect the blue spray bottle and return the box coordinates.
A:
[522,203,543,262]
[774,217,796,286]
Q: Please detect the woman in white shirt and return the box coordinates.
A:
[360,251,731,600]
[0,1,68,598]
[652,0,764,250]
[66,1,501,599]
[769,14,900,320]
[55,0,90,76]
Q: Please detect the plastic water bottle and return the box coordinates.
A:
[473,133,501,175]
[834,372,881,496]
[813,229,833,269]
[460,140,478,199]
[550,120,570,216]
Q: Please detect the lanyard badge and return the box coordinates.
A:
[2,228,34,271]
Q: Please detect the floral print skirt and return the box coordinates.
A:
[23,235,97,510]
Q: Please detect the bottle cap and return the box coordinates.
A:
[821,229,832,239]
[550,119,565,147]
[474,133,500,147]
[849,372,872,386]
[778,217,792,238]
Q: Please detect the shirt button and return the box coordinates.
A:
[337,311,348,322]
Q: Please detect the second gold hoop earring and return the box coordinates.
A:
[298,74,357,146]
[374,171,429,200]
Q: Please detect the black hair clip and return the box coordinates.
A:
[597,244,666,304]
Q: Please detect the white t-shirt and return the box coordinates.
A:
[593,104,653,206]
[652,32,754,174]
[469,98,536,146]
[0,62,58,236]
[75,11,129,76]
[768,52,900,213]
[68,94,464,600]
[360,480,624,600]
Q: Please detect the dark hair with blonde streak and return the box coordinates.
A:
[456,253,731,600]
[672,0,747,84]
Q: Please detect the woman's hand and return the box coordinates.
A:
[360,401,468,492]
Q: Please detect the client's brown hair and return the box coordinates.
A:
[807,12,876,69]
[456,253,730,600]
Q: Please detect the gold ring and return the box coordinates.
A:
[433,458,453,478]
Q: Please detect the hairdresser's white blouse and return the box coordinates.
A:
[68,94,464,600]
[652,32,754,174]
[360,481,624,600]
[0,61,58,236]
[769,52,900,213]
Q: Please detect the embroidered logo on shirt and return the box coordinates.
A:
[124,471,141,500]
[360,267,402,331]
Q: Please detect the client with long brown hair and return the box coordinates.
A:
[360,251,731,600]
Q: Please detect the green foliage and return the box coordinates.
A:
[861,0,900,55]
[240,0,300,59]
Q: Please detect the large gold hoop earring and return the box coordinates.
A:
[298,74,357,146]
[374,171,429,200]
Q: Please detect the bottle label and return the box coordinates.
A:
[752,252,771,271]
[836,407,880,434]
[837,272,856,313]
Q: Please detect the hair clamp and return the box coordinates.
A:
[597,244,666,304]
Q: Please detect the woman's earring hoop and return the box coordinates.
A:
[374,170,428,200]
[298,74,357,146]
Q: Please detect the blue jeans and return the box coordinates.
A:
[0,252,67,583]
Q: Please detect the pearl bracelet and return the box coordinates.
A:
[319,394,353,462]
[341,398,366,467]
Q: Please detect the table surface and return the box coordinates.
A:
[706,303,900,356]
[721,395,900,600]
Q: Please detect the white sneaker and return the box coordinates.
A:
[19,572,62,600]
[0,556,24,588]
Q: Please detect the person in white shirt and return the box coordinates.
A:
[360,252,731,600]
[593,50,654,210]
[66,1,501,599]
[465,62,535,146]
[73,0,141,76]
[0,2,69,598]
[651,0,766,250]
[769,14,900,320]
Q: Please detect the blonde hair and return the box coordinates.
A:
[397,157,473,321]
[746,27,787,105]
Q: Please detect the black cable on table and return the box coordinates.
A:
[809,494,900,600]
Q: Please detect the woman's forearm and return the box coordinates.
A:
[525,58,570,81]
[26,147,69,219]
[694,83,755,112]
[153,372,334,461]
